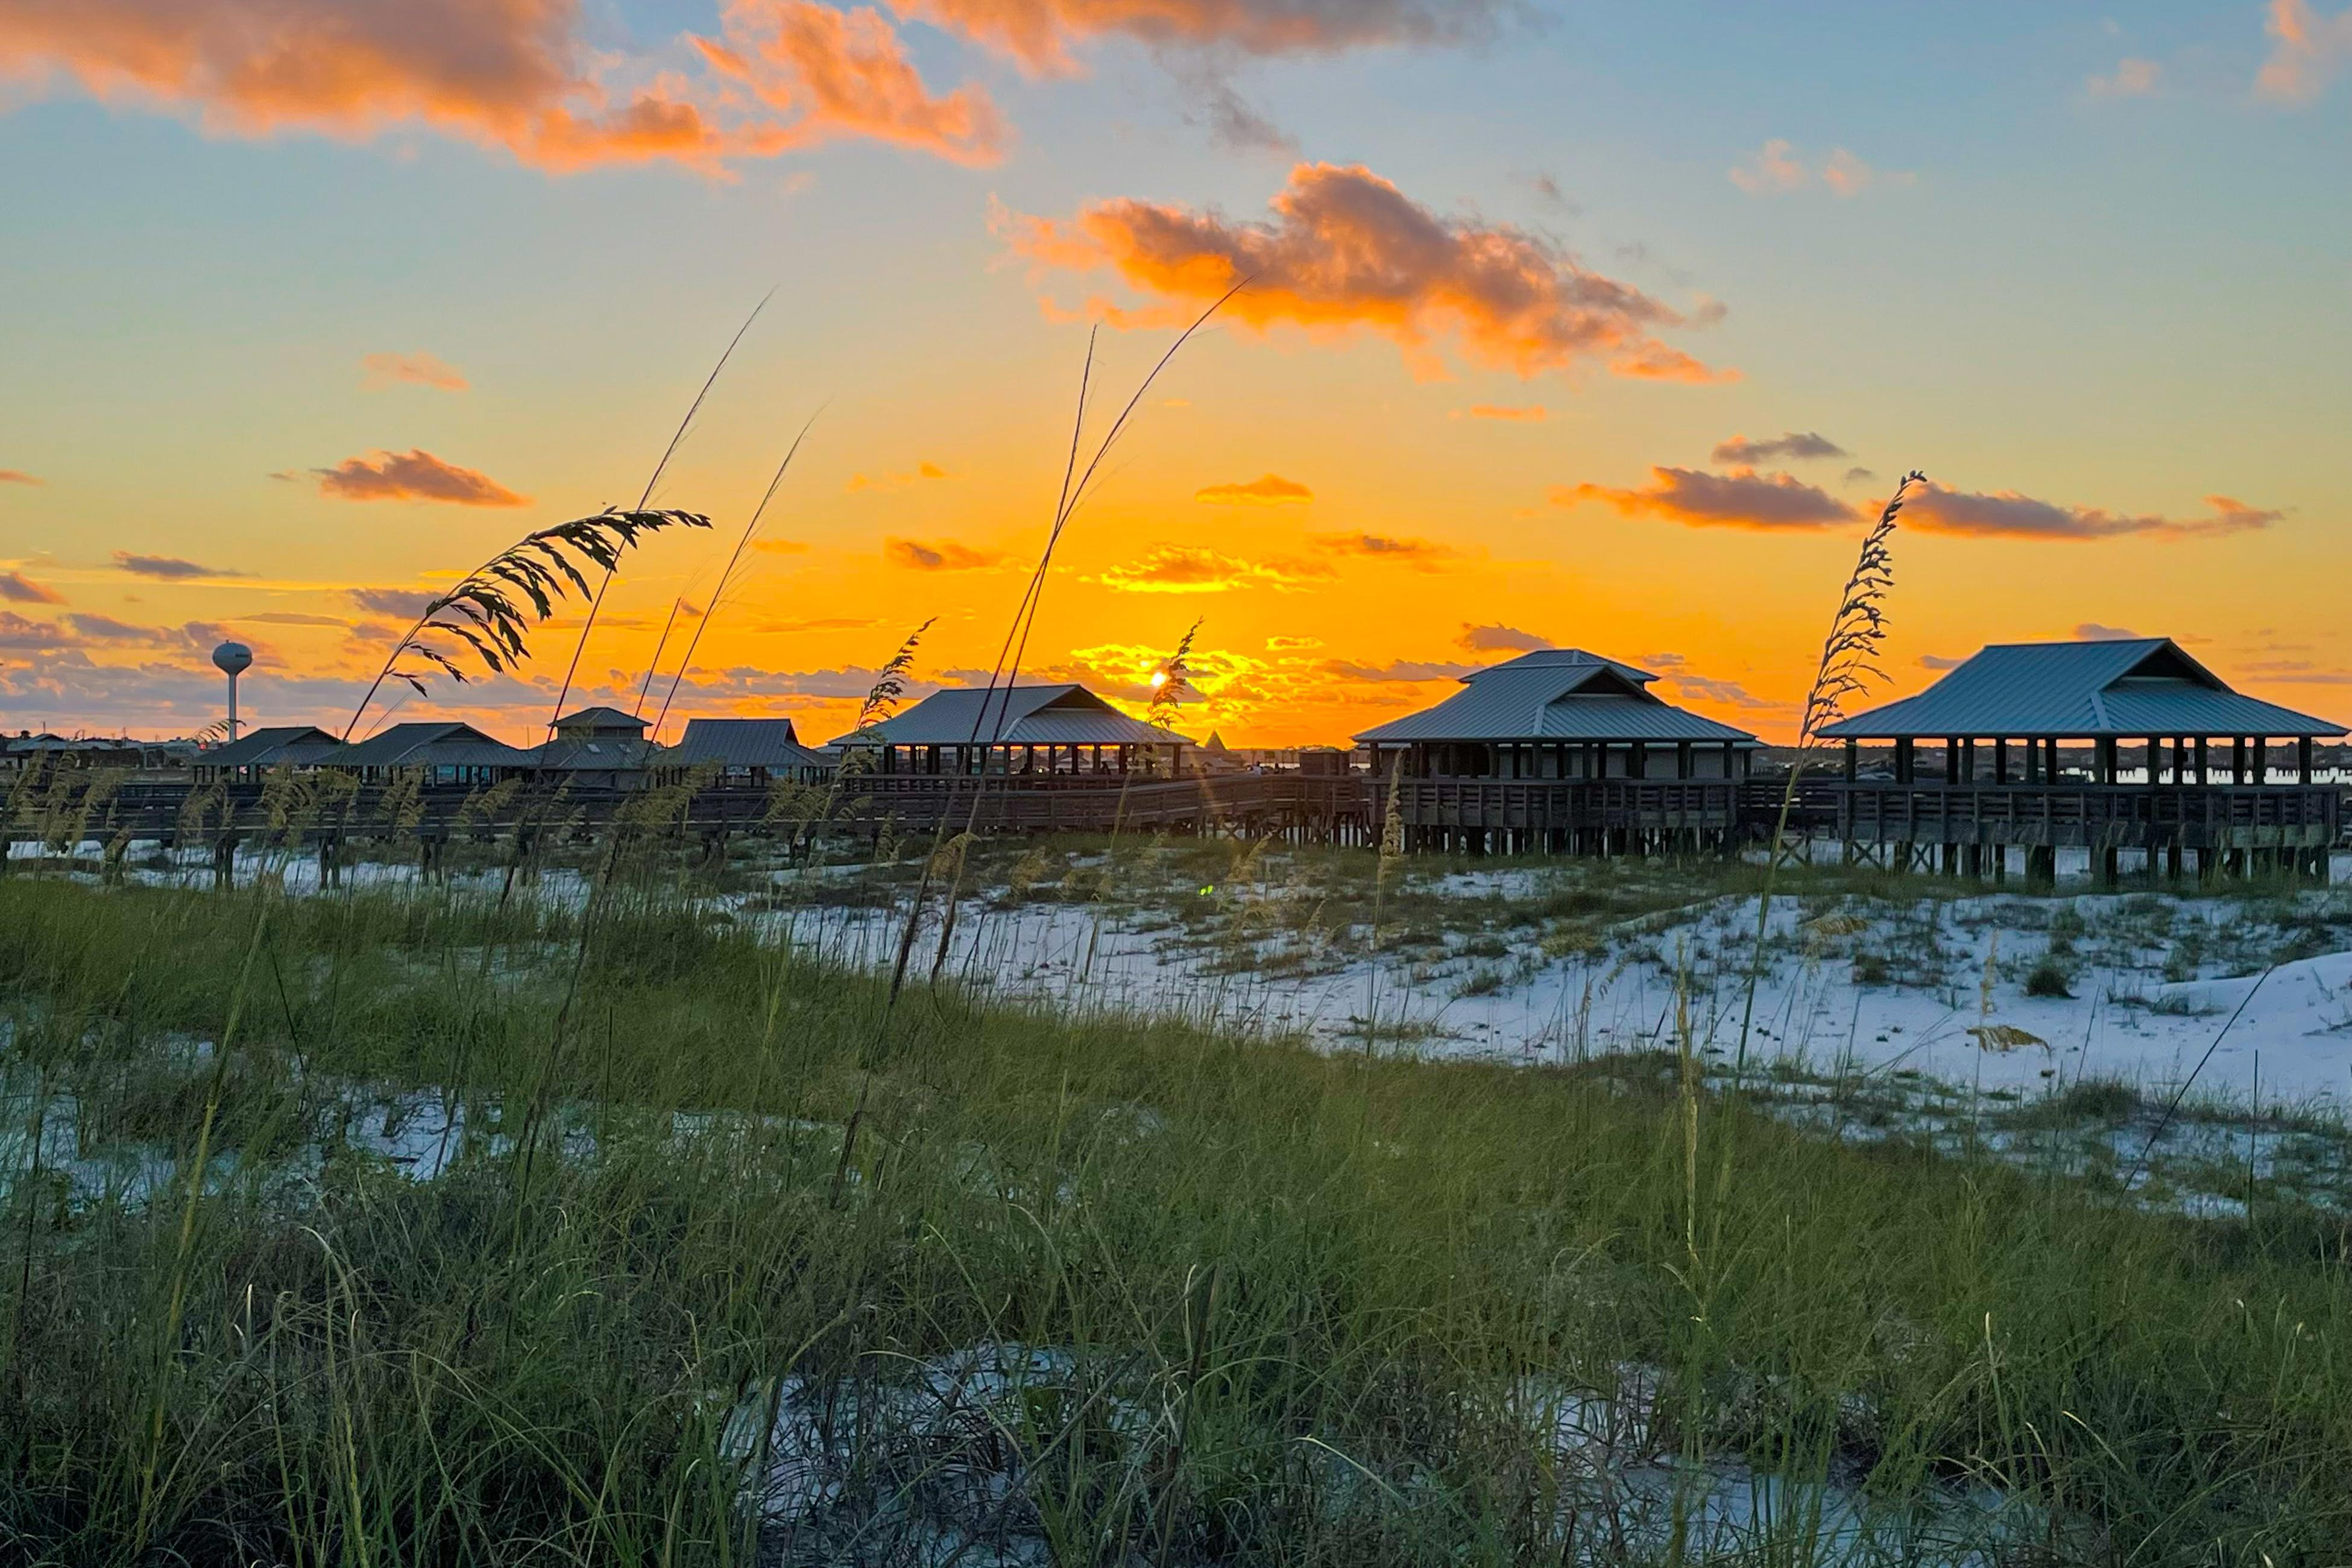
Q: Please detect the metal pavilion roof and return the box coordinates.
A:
[836,684,1191,749]
[662,717,833,772]
[334,722,535,770]
[553,705,649,734]
[1352,649,1760,746]
[198,725,344,769]
[1819,638,2345,740]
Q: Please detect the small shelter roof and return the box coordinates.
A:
[200,726,344,769]
[1820,639,2345,740]
[663,717,832,772]
[554,705,649,735]
[1352,649,1759,746]
[836,685,1191,749]
[336,722,534,770]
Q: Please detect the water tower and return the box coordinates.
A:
[212,641,253,742]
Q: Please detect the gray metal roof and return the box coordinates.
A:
[1353,652,1759,745]
[335,722,535,770]
[837,685,1191,749]
[662,717,833,772]
[554,705,648,734]
[200,726,344,769]
[1820,639,2345,740]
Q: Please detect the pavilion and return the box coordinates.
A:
[1820,637,2344,880]
[833,684,1192,777]
[1352,649,1762,855]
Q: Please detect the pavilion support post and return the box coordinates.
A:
[2299,736,2314,784]
[2233,738,2248,784]
[1945,737,1961,784]
[2254,737,2268,785]
[2195,738,2209,784]
[1844,739,1858,782]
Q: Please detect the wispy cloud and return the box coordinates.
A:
[347,587,440,619]
[1453,403,1548,421]
[999,162,1726,383]
[1710,430,1846,465]
[113,551,248,580]
[896,0,1509,72]
[2087,57,2164,98]
[2074,622,2143,640]
[1093,544,1328,594]
[1557,467,1859,531]
[1730,139,1911,197]
[1196,473,1313,505]
[299,449,529,506]
[0,570,63,605]
[0,469,40,486]
[361,351,468,391]
[886,537,1003,571]
[1320,656,1475,682]
[1458,623,1545,653]
[751,539,811,555]
[1908,485,2285,541]
[1310,532,1458,567]
[2256,0,2352,104]
[847,461,954,493]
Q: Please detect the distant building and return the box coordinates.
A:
[330,722,532,787]
[1353,649,1760,781]
[657,717,834,787]
[192,725,344,784]
[834,684,1194,775]
[539,705,655,790]
[2,732,193,774]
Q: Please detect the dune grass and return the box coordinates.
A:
[0,871,2348,1564]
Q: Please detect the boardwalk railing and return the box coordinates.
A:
[1832,782,2341,849]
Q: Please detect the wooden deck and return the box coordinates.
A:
[1373,778,1744,853]
[1832,782,2341,850]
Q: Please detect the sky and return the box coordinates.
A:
[2,0,2349,746]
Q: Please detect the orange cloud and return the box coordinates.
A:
[1454,403,1547,421]
[891,0,1507,72]
[1730,139,1910,198]
[1194,473,1311,505]
[2257,0,2352,104]
[886,537,1001,570]
[847,459,956,493]
[0,0,1003,174]
[1557,467,1859,531]
[361,351,468,391]
[1093,544,1328,594]
[697,1,1006,165]
[1000,162,1722,383]
[752,538,812,555]
[1907,485,2286,541]
[0,570,62,604]
[304,449,529,506]
[0,468,40,485]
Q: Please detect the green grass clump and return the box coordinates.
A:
[0,874,2347,1563]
